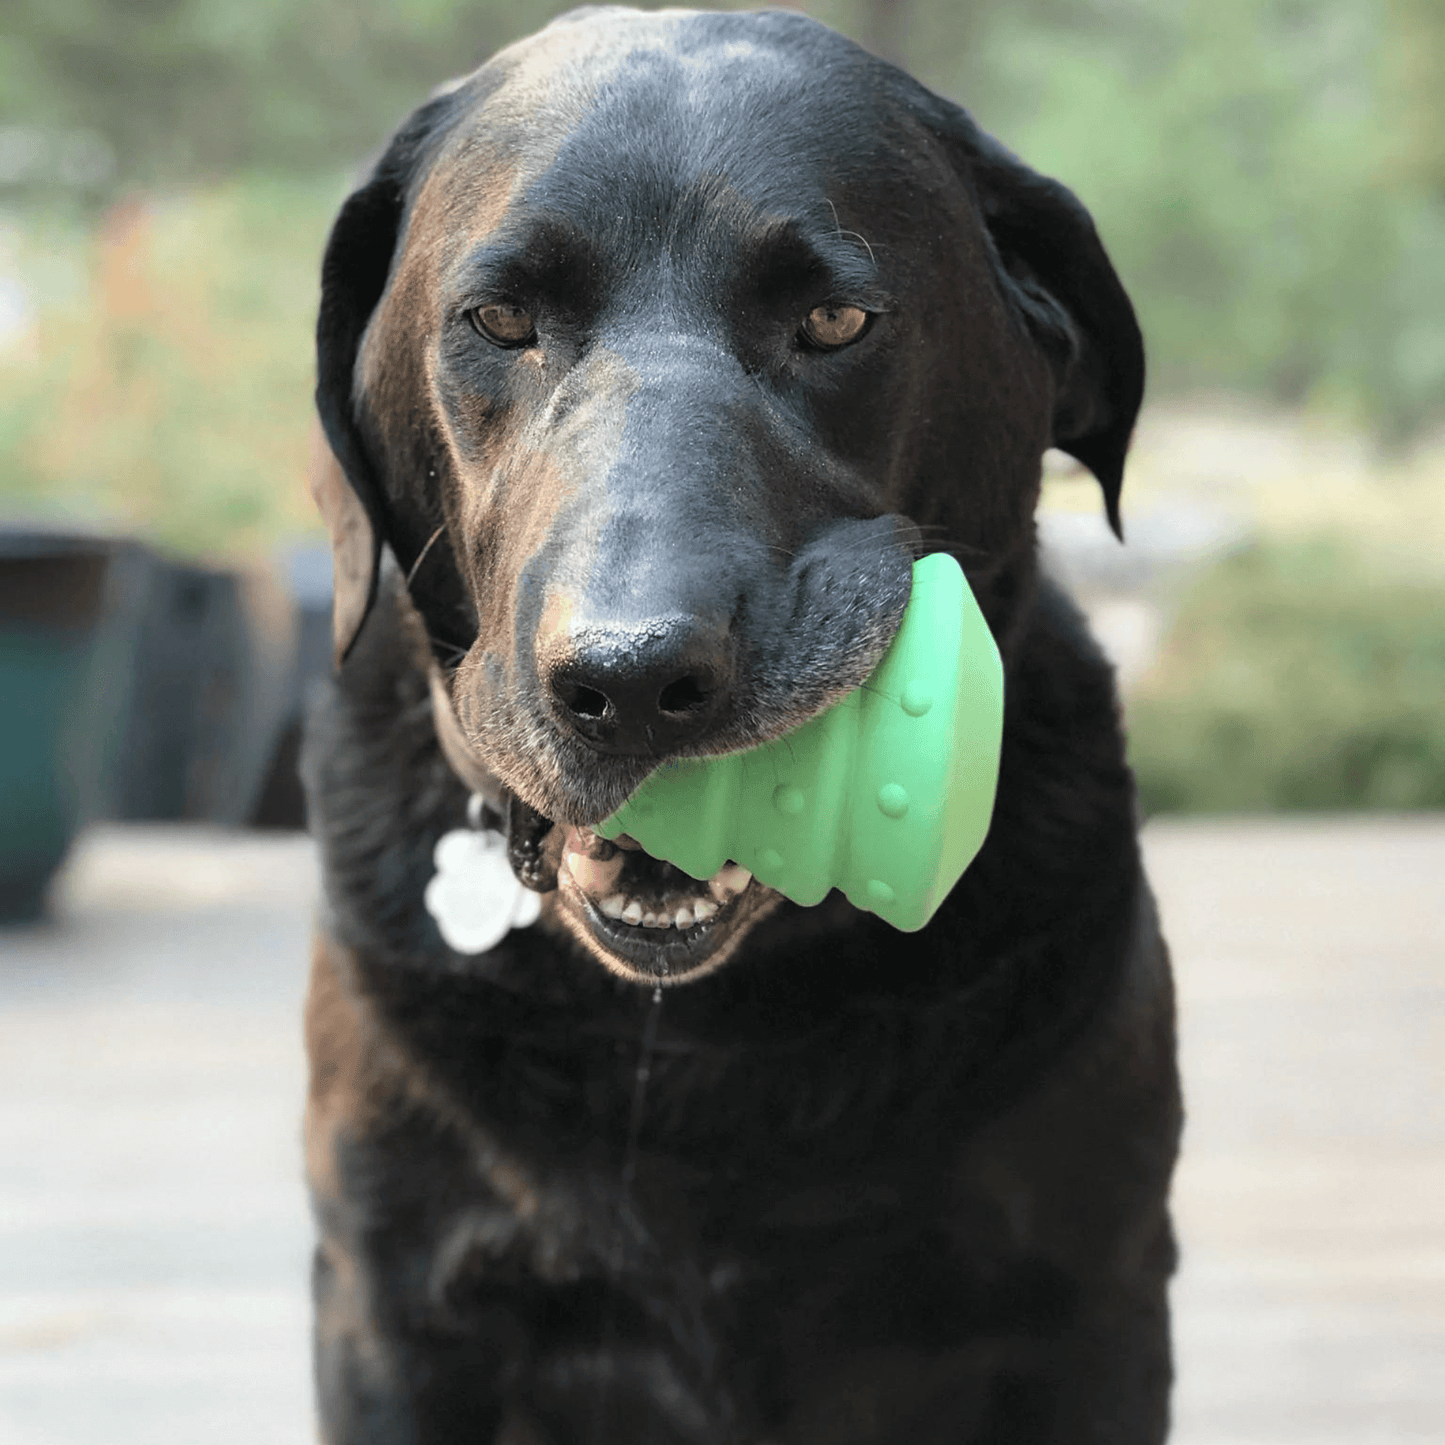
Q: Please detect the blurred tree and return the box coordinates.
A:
[858,0,914,64]
[0,0,576,185]
[1,0,1441,439]
[901,0,1445,440]
[1387,0,1445,195]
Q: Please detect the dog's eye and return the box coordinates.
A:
[470,303,536,347]
[801,304,869,350]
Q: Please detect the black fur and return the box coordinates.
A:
[302,11,1181,1444]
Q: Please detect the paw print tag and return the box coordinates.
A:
[424,804,543,954]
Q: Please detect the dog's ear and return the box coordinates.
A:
[306,424,374,666]
[314,92,462,664]
[931,105,1145,538]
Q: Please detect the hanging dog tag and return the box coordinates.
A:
[424,816,542,954]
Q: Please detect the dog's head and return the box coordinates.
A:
[313,7,1142,984]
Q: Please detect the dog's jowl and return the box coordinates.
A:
[302,9,1181,1443]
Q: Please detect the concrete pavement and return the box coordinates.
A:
[2,817,1441,1443]
[1151,818,1444,1445]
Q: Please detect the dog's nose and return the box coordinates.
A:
[543,620,732,755]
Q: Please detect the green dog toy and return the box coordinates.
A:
[597,552,1003,931]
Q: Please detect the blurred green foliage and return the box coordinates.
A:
[901,0,1445,440]
[1,0,577,183]
[1129,541,1445,812]
[3,0,1441,451]
[0,180,343,554]
[1,0,1440,813]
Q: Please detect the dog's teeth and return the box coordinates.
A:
[581,834,619,862]
[642,910,663,929]
[693,898,718,922]
[565,848,624,899]
[621,901,644,926]
[599,894,626,919]
[673,904,694,928]
[709,864,753,902]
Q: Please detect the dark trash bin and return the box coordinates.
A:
[248,545,333,831]
[0,528,149,920]
[108,559,295,826]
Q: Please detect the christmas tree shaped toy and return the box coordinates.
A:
[596,552,1003,932]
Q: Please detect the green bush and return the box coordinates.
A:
[931,0,1445,440]
[1128,540,1445,813]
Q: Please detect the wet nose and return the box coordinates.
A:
[543,617,733,755]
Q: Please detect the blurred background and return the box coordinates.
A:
[1,2,1442,1444]
[3,0,1445,836]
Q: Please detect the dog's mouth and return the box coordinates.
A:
[434,676,778,985]
[546,825,775,986]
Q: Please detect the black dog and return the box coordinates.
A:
[302,9,1181,1443]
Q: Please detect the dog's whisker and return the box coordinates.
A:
[825,196,877,265]
[426,636,469,666]
[405,521,449,587]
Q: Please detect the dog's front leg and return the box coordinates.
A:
[312,1227,544,1445]
[1043,1216,1177,1445]
[305,933,544,1443]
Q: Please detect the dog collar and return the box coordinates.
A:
[424,793,542,954]
[427,668,508,809]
